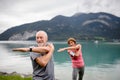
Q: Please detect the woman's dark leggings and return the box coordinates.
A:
[72,67,84,80]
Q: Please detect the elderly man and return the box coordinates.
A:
[13,30,55,80]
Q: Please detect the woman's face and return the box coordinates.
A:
[68,41,75,46]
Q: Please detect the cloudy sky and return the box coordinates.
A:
[0,0,120,33]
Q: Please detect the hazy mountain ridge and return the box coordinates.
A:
[0,12,120,41]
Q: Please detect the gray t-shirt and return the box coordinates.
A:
[30,45,55,80]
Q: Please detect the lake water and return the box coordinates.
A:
[0,41,120,80]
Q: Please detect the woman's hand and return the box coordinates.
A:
[57,48,66,52]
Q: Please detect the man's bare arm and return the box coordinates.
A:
[12,46,50,53]
[12,48,29,52]
[35,43,54,67]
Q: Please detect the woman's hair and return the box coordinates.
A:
[67,37,76,44]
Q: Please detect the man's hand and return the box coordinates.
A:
[12,48,29,52]
[48,43,54,53]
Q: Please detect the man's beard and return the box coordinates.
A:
[38,43,46,46]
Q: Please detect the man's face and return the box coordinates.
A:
[36,33,46,44]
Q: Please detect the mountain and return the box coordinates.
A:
[0,12,120,41]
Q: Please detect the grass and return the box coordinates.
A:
[0,75,32,80]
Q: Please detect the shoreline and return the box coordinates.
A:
[0,71,59,80]
[0,71,32,78]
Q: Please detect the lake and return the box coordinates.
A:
[0,41,120,80]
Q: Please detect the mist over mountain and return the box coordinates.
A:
[0,12,120,41]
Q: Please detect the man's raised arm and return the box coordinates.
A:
[35,43,54,67]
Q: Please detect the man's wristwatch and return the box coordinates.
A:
[29,48,32,52]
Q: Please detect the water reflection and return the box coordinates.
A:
[0,41,120,80]
[84,61,120,80]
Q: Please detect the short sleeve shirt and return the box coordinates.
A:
[30,44,55,80]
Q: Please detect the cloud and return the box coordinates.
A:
[0,0,120,33]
